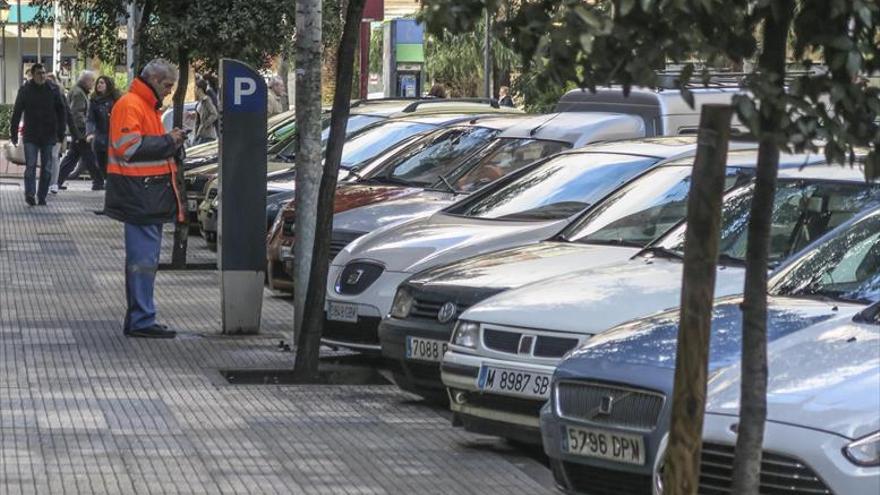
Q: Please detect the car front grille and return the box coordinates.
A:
[483,328,580,358]
[329,238,352,260]
[556,381,664,431]
[207,188,218,200]
[698,442,834,495]
[278,229,363,262]
[465,392,545,417]
[336,262,384,295]
[322,317,381,346]
[560,461,652,495]
[282,219,294,235]
[410,298,470,322]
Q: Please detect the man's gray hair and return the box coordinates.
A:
[78,70,96,83]
[140,59,178,81]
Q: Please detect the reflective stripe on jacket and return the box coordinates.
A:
[104,77,184,224]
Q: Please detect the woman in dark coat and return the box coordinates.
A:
[86,75,121,186]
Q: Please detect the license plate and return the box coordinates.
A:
[405,336,448,362]
[563,425,645,465]
[187,199,198,212]
[327,301,358,323]
[477,365,551,399]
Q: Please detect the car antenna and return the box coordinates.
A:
[438,174,460,194]
[529,112,562,137]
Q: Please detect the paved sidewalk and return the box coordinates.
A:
[0,181,554,495]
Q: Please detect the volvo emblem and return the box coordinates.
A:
[346,268,364,285]
[437,302,457,323]
[518,335,535,354]
[598,395,614,416]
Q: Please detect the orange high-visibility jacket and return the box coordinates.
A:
[104,77,183,224]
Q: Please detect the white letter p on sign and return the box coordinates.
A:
[234,77,256,105]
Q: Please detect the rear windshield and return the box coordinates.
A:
[445,153,657,221]
[564,165,752,247]
[445,138,570,193]
[658,181,880,266]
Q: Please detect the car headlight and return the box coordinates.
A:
[390,288,414,319]
[451,320,480,349]
[844,431,880,467]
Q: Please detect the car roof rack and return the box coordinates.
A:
[400,97,500,113]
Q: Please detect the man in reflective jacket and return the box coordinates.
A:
[105,59,186,338]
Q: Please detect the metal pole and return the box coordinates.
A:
[16,0,20,87]
[483,8,491,99]
[52,0,60,74]
[2,19,6,103]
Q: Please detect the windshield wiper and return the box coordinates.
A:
[639,245,684,260]
[580,238,646,248]
[437,174,460,194]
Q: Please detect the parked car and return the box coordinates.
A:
[698,303,880,495]
[264,114,532,290]
[378,138,759,401]
[440,156,879,444]
[539,206,880,494]
[270,110,646,291]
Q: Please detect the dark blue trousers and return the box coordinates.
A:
[124,223,163,332]
[23,142,55,201]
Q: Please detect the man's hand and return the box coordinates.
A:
[86,135,95,144]
[169,128,187,147]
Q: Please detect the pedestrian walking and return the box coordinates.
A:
[58,71,103,190]
[498,86,514,107]
[9,63,67,206]
[86,75,120,186]
[104,59,186,339]
[267,76,285,118]
[45,73,69,194]
[192,79,219,145]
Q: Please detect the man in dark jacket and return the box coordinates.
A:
[105,59,186,338]
[58,71,101,190]
[10,63,67,206]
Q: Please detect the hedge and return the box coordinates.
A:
[0,104,12,139]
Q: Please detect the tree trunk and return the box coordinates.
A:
[170,47,190,269]
[294,0,366,379]
[731,2,793,493]
[292,0,323,341]
[278,50,291,111]
[662,104,734,495]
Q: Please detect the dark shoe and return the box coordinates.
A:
[124,325,177,339]
[25,196,35,206]
[37,199,47,206]
[59,185,68,191]
[91,184,105,191]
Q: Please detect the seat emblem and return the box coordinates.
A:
[346,268,364,285]
[598,395,614,416]
[437,302,457,323]
[518,335,535,354]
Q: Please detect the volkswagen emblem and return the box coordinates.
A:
[346,268,364,286]
[437,302,457,323]
[598,395,614,416]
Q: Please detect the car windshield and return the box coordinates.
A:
[769,210,880,304]
[657,180,880,266]
[339,120,436,169]
[442,138,570,193]
[375,127,500,187]
[271,114,384,159]
[444,153,657,221]
[563,165,753,247]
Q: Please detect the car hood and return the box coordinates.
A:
[407,241,641,292]
[336,213,567,273]
[333,189,456,234]
[706,310,879,439]
[461,256,746,334]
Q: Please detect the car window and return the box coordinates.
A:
[564,165,752,247]
[659,181,880,266]
[271,114,384,159]
[381,127,499,186]
[769,210,880,303]
[449,138,570,193]
[339,121,436,169]
[445,153,657,221]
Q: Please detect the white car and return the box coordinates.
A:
[323,138,699,351]
[697,302,879,495]
[441,156,880,443]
